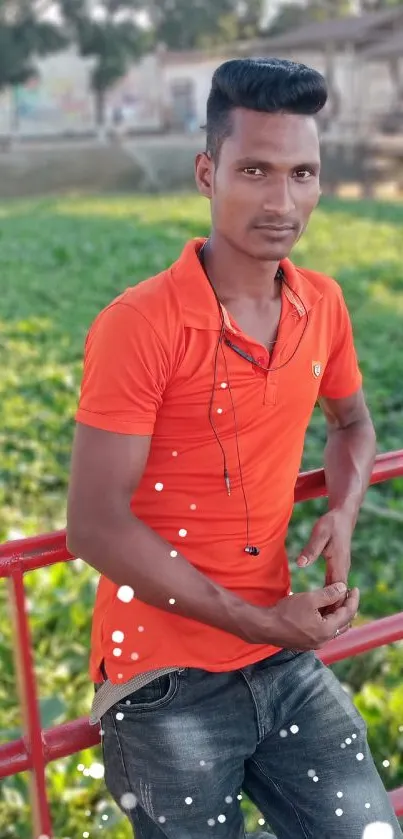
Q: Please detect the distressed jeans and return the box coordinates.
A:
[97,649,402,839]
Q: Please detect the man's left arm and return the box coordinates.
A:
[297,286,377,604]
[320,389,376,529]
[298,391,376,584]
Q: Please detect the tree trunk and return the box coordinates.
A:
[95,88,107,143]
[9,86,20,143]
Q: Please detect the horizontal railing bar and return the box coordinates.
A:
[1,611,402,779]
[1,449,402,573]
[319,611,403,665]
[294,448,403,503]
[390,787,403,817]
[0,719,401,815]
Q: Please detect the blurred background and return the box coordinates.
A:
[0,1,402,837]
[0,0,402,194]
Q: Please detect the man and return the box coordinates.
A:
[67,58,401,839]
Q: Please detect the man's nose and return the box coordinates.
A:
[262,176,296,216]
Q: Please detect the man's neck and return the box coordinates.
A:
[201,233,282,304]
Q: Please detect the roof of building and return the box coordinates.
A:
[363,27,403,60]
[161,7,403,66]
[255,6,403,50]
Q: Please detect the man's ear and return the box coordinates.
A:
[195,152,213,198]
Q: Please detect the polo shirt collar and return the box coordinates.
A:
[171,238,323,329]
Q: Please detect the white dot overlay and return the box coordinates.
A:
[362,823,394,839]
[179,529,187,537]
[112,630,124,643]
[117,586,134,603]
[155,482,164,491]
[120,792,138,810]
[88,762,104,779]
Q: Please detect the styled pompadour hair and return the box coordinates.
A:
[206,57,327,160]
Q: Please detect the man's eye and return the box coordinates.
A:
[294,169,314,179]
[243,167,264,176]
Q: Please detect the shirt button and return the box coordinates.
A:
[255,355,267,375]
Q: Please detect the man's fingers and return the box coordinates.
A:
[323,587,360,635]
[313,582,348,609]
[297,530,329,567]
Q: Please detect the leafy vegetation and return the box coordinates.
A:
[0,194,402,837]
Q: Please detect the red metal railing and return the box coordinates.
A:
[1,449,403,838]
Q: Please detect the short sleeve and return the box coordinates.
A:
[319,289,362,399]
[75,302,170,435]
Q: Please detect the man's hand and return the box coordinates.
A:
[296,509,355,614]
[245,584,360,650]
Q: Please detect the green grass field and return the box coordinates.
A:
[0,194,402,838]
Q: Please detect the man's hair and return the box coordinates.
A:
[206,57,327,161]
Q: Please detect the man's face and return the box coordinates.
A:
[195,108,321,261]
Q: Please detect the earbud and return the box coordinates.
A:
[244,545,260,556]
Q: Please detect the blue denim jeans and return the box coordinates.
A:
[97,649,402,838]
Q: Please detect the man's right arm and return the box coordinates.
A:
[67,424,359,650]
[67,423,267,643]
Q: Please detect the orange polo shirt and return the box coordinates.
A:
[75,238,362,685]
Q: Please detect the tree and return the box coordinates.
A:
[142,0,264,51]
[60,0,150,129]
[264,0,354,36]
[0,1,66,131]
[358,0,403,8]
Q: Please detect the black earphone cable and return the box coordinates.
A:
[200,241,309,556]
[207,308,232,495]
[220,340,252,549]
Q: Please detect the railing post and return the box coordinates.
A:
[6,559,53,839]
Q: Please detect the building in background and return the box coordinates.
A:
[0,49,165,138]
[0,7,402,141]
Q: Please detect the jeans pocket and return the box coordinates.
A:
[113,672,179,713]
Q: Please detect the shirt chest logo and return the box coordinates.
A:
[312,361,322,378]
